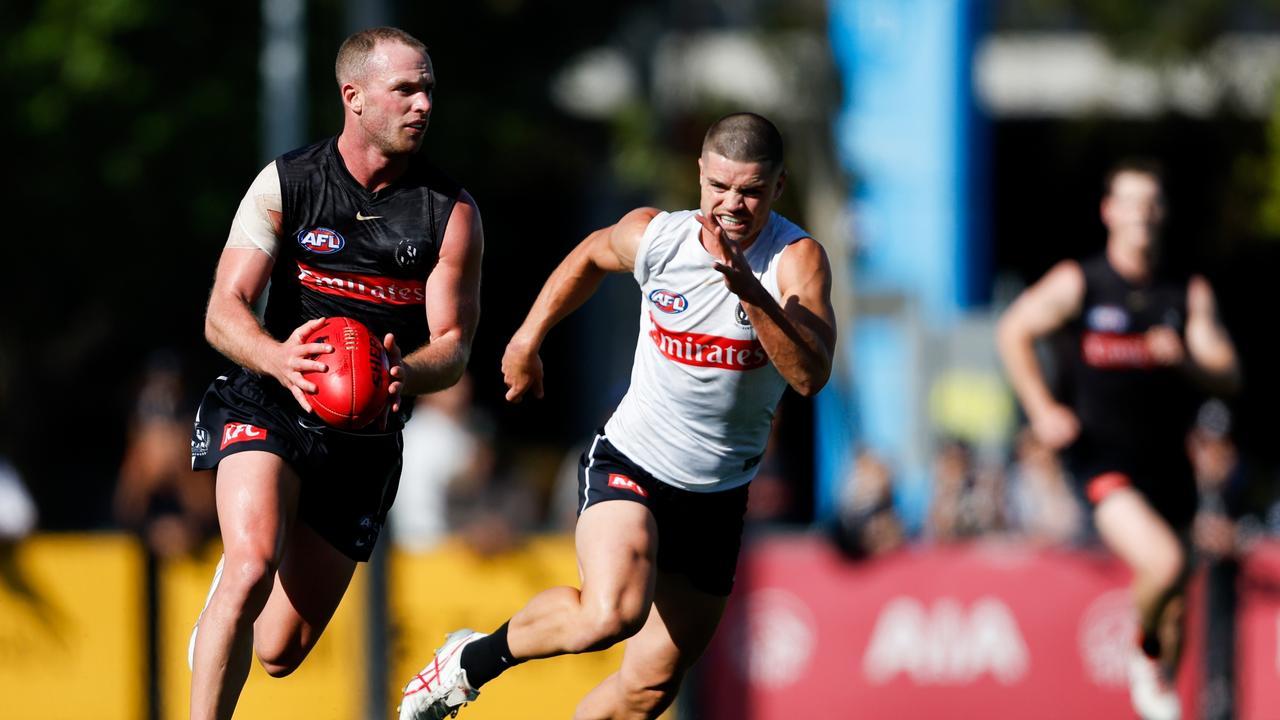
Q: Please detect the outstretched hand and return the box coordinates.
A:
[695,213,765,303]
[502,336,545,403]
[277,317,333,414]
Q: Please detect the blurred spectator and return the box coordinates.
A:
[1190,400,1249,557]
[0,456,36,542]
[445,442,539,558]
[1005,428,1087,547]
[0,454,47,627]
[113,351,215,559]
[549,438,590,534]
[926,438,1006,542]
[829,449,906,559]
[390,372,540,558]
[389,374,493,552]
[1188,399,1247,720]
[745,417,794,527]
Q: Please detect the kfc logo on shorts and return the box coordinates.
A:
[221,422,269,450]
[608,474,648,498]
[297,227,346,254]
[191,426,210,458]
[649,289,689,314]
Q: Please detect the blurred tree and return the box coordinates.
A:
[1256,91,1280,238]
[2,0,259,527]
[0,0,642,526]
[1078,0,1227,59]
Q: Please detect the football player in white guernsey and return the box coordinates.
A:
[400,113,835,720]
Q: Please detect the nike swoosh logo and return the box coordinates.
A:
[356,211,383,221]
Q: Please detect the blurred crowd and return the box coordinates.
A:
[826,397,1269,570]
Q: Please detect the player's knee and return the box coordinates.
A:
[1146,548,1187,592]
[254,619,316,678]
[574,613,627,652]
[1160,558,1188,593]
[576,606,646,652]
[216,556,277,612]
[256,645,307,678]
[621,675,680,718]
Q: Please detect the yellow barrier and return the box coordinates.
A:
[0,534,146,720]
[390,535,631,719]
[0,533,673,719]
[159,542,368,720]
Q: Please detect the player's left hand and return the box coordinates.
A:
[696,213,767,304]
[501,335,545,403]
[1145,325,1185,366]
[384,332,405,413]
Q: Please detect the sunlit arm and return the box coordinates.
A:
[1182,275,1241,396]
[502,207,655,402]
[204,245,335,412]
[995,261,1084,417]
[399,193,484,395]
[740,238,836,397]
[205,248,284,375]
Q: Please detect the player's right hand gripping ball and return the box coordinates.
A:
[301,317,390,430]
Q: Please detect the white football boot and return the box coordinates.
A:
[1128,652,1181,720]
[399,629,487,720]
[187,554,226,670]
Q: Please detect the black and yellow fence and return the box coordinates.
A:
[0,534,629,720]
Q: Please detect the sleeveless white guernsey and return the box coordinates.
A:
[603,210,809,492]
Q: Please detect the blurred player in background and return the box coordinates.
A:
[399,112,835,720]
[186,27,482,720]
[997,160,1239,720]
[115,352,216,560]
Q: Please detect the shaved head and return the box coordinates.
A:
[701,112,784,176]
[335,26,428,86]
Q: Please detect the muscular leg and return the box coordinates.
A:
[190,452,300,720]
[1094,486,1190,668]
[574,572,726,720]
[252,519,357,676]
[506,501,657,660]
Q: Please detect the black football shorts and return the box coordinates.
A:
[1067,434,1197,530]
[191,368,402,561]
[577,431,748,596]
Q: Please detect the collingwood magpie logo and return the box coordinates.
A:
[734,302,753,329]
[395,239,422,270]
[191,427,210,457]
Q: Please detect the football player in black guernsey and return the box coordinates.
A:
[187,26,482,720]
[998,160,1238,720]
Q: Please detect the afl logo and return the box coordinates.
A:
[649,289,688,314]
[1086,305,1128,332]
[297,227,345,254]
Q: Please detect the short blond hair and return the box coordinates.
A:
[335,27,427,85]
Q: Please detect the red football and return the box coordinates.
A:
[301,317,391,430]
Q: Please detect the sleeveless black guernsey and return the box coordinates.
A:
[268,136,461,355]
[1063,254,1196,454]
